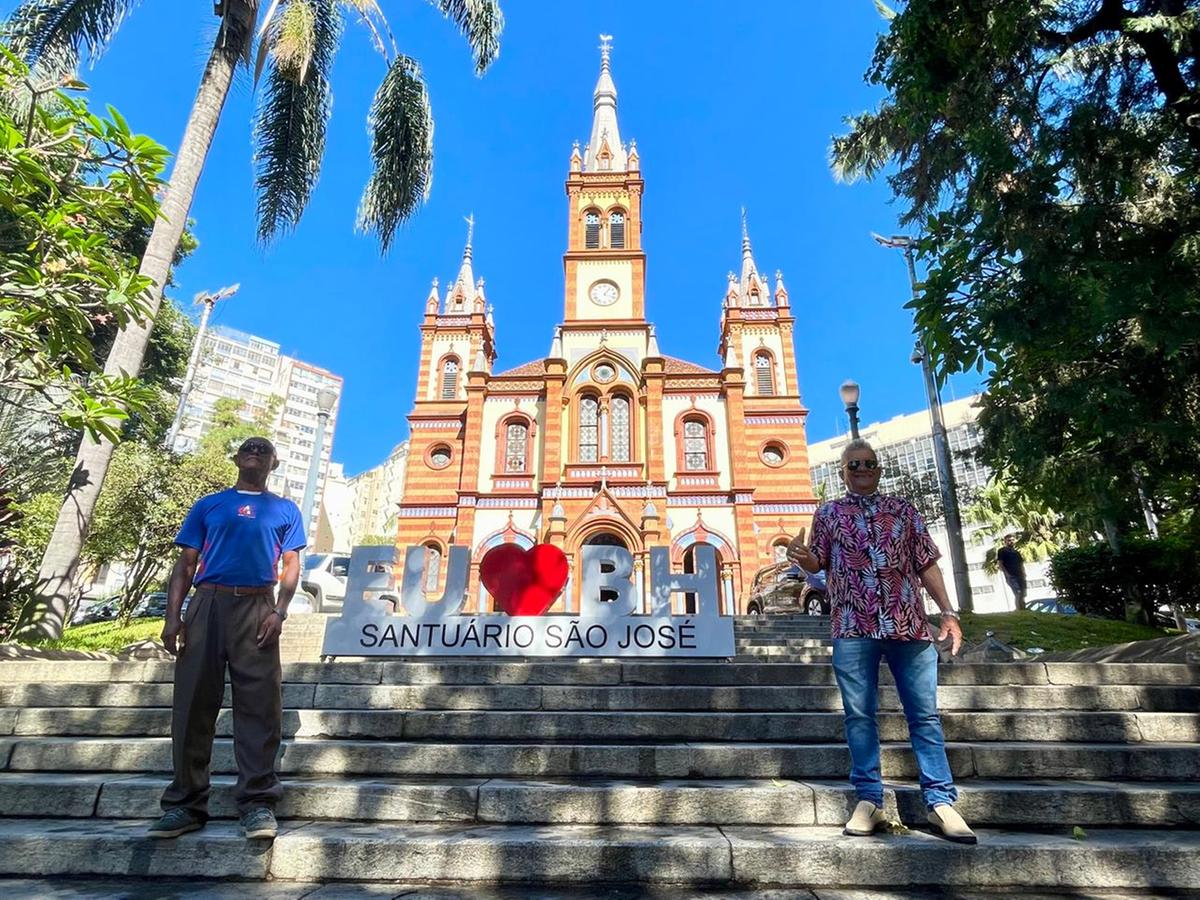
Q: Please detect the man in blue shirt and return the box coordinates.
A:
[148,437,305,842]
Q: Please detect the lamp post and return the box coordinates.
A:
[839,380,861,439]
[300,387,338,546]
[164,283,240,451]
[872,233,973,613]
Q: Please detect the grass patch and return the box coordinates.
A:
[948,610,1171,653]
[28,618,163,653]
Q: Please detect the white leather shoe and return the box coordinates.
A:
[843,799,887,836]
[928,803,977,844]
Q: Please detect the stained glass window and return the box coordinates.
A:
[429,446,451,468]
[579,396,599,461]
[684,419,708,470]
[610,395,630,462]
[505,421,528,472]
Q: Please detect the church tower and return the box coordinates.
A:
[563,35,646,325]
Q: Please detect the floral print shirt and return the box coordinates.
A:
[808,492,941,641]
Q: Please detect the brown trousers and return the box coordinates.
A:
[160,586,283,818]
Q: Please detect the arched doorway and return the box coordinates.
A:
[583,531,628,604]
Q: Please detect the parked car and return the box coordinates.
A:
[1153,606,1200,632]
[746,562,828,616]
[300,553,352,613]
[1025,598,1077,616]
[73,596,120,625]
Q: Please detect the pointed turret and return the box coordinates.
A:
[425,277,440,314]
[583,35,628,172]
[646,324,660,358]
[446,215,477,312]
[733,210,771,307]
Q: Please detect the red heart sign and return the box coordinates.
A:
[479,543,569,616]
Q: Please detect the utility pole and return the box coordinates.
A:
[164,284,239,451]
[872,234,973,613]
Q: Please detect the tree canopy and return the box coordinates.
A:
[833,0,1200,539]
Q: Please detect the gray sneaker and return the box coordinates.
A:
[240,806,278,840]
[147,808,204,839]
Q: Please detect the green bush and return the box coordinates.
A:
[1050,535,1199,622]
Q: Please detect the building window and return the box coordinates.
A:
[760,442,788,467]
[579,395,599,462]
[754,352,775,396]
[423,543,441,593]
[610,395,631,462]
[504,420,529,472]
[772,541,789,563]
[584,211,601,250]
[427,444,452,469]
[440,357,459,400]
[609,210,625,249]
[683,419,709,471]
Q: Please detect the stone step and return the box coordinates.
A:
[0,818,1196,890]
[7,737,1198,780]
[2,660,1196,686]
[3,772,1198,828]
[4,682,1194,712]
[7,708,1197,744]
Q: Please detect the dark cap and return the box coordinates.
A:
[237,437,277,456]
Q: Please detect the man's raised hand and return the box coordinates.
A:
[786,528,820,573]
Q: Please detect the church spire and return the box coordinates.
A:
[583,34,627,173]
[446,214,477,312]
[735,209,770,307]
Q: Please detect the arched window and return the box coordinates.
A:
[579,395,599,461]
[610,394,630,462]
[609,210,626,249]
[754,352,775,396]
[423,543,441,593]
[683,418,709,470]
[440,356,460,400]
[584,211,601,249]
[773,541,789,563]
[504,419,529,472]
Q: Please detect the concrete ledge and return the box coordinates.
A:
[269,822,733,883]
[724,826,1200,889]
[0,818,272,878]
[476,778,816,825]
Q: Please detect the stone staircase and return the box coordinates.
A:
[733,614,832,662]
[0,657,1198,894]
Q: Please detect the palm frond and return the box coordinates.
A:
[430,0,503,75]
[2,0,140,80]
[252,0,342,242]
[357,54,433,252]
[341,0,396,58]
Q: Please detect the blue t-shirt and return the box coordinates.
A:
[175,488,306,587]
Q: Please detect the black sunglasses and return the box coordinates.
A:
[239,442,274,456]
[844,459,880,471]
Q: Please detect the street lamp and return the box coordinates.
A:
[300,387,338,546]
[872,232,973,613]
[839,380,861,439]
[164,283,240,451]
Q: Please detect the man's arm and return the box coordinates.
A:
[162,547,199,656]
[919,563,963,655]
[256,550,300,649]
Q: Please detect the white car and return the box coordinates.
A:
[300,553,352,613]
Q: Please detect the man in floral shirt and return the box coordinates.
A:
[788,439,976,844]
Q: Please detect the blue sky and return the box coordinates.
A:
[15,1,983,474]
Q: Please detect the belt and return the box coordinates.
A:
[194,583,274,596]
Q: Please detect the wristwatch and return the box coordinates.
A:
[270,607,288,621]
[940,609,960,619]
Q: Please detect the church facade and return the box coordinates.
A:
[395,41,818,614]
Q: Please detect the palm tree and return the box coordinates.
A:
[4,0,504,638]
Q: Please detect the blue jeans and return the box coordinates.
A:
[832,637,958,809]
